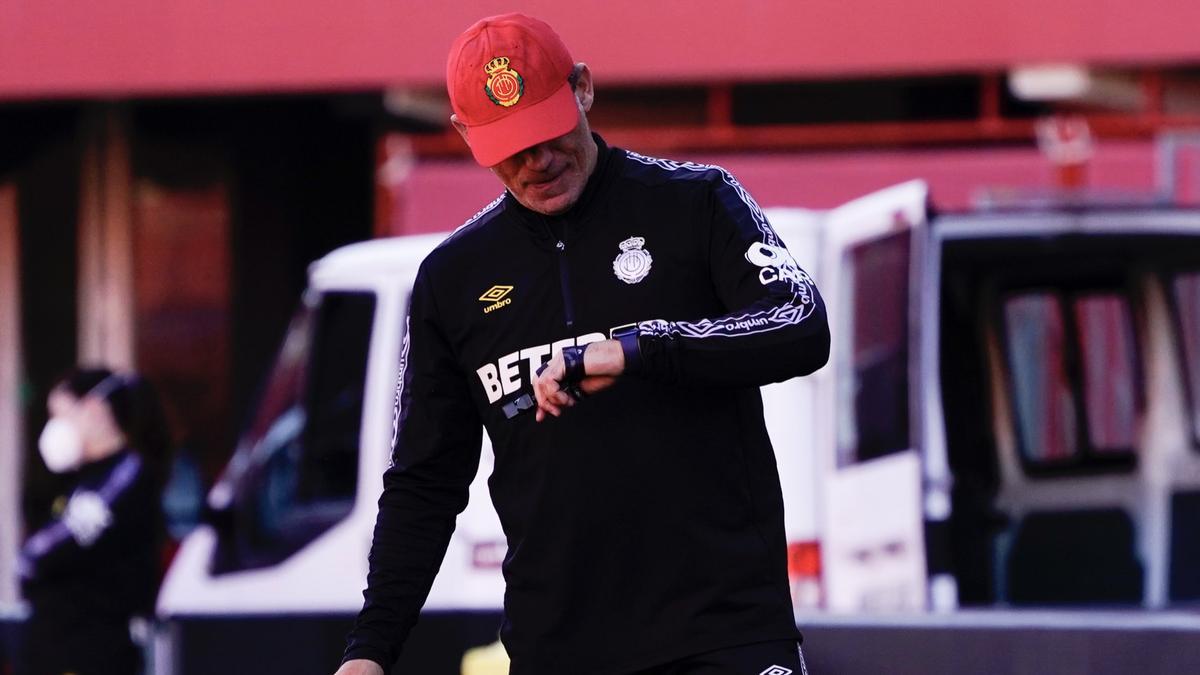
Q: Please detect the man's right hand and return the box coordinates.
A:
[334,659,384,675]
[533,339,623,421]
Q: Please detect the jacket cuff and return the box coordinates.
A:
[342,645,391,671]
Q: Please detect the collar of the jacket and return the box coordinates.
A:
[503,132,619,246]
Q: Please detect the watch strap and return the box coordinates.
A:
[611,325,643,374]
[561,344,588,385]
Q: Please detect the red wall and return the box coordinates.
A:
[3,1,1200,98]
[382,140,1176,237]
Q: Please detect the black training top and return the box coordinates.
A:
[344,135,830,675]
[19,449,161,629]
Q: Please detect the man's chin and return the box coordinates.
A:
[522,192,577,216]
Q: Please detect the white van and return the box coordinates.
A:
[156,182,1200,674]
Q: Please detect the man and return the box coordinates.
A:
[338,13,828,675]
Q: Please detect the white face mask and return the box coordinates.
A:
[38,417,85,473]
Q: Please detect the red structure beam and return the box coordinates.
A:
[410,113,1200,159]
[3,0,1200,99]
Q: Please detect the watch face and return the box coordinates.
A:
[609,323,639,339]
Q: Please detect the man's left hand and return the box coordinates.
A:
[533,339,624,422]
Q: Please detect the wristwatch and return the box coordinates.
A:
[532,345,588,405]
[560,344,588,385]
[610,324,643,373]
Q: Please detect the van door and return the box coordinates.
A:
[817,180,931,611]
[0,184,21,609]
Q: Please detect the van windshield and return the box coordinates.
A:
[210,290,376,574]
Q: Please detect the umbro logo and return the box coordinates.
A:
[760,667,792,675]
[479,285,513,313]
[479,285,512,302]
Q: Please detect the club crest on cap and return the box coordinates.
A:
[484,56,524,107]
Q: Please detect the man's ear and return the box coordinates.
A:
[573,63,595,113]
[451,114,470,145]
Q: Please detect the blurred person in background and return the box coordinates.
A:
[339,13,827,675]
[16,368,170,675]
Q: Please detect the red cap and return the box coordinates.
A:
[446,14,579,167]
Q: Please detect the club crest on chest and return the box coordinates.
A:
[612,236,653,284]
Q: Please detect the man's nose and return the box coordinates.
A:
[522,143,554,171]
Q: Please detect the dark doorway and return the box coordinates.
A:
[131,95,375,481]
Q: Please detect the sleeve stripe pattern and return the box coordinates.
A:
[387,191,502,461]
[98,453,142,503]
[397,193,503,466]
[389,315,412,467]
[20,453,143,569]
[449,193,506,238]
[624,150,819,340]
[21,523,72,565]
[388,190,501,471]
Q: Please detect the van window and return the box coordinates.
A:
[1005,294,1077,461]
[1003,289,1139,471]
[837,230,910,467]
[1174,272,1200,446]
[1075,294,1139,452]
[210,290,375,574]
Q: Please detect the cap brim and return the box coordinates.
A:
[464,82,580,167]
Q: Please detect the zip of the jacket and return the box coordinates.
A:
[555,238,576,329]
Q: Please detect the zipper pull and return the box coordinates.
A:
[556,240,566,251]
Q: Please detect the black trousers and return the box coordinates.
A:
[633,640,808,675]
[17,618,142,675]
